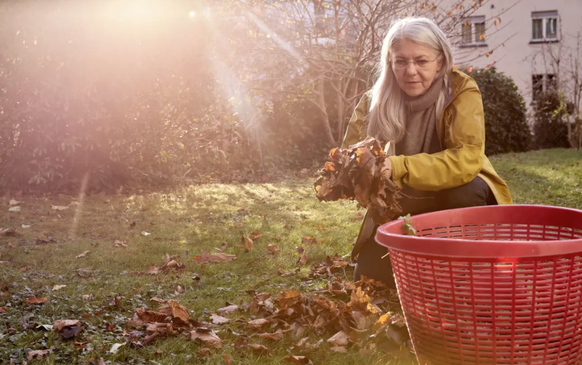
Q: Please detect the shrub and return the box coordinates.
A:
[468,67,531,155]
[531,91,571,149]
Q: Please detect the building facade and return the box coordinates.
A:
[446,0,582,106]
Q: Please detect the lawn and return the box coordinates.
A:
[1,148,581,365]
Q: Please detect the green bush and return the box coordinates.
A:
[468,67,531,155]
[531,91,571,149]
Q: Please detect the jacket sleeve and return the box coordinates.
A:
[389,84,485,191]
[341,92,370,149]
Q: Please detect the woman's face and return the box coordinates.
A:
[391,38,443,97]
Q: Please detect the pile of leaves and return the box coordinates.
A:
[125,276,412,362]
[314,137,402,225]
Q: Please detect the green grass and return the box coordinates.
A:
[1,148,581,364]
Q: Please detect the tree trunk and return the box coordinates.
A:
[316,78,337,147]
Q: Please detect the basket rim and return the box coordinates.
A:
[376,204,582,258]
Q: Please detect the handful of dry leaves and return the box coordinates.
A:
[314,137,402,225]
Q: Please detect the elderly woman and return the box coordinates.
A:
[342,17,513,287]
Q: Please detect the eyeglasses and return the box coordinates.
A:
[391,54,441,70]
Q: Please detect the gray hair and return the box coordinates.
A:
[367,17,454,147]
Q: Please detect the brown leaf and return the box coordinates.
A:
[257,329,284,341]
[295,246,304,254]
[96,358,106,365]
[0,306,6,313]
[301,236,317,245]
[150,297,167,303]
[208,253,237,263]
[190,252,237,263]
[247,343,270,355]
[283,355,313,364]
[210,314,230,324]
[53,320,81,332]
[242,235,254,252]
[198,348,212,356]
[266,244,280,255]
[249,231,262,240]
[27,348,53,360]
[327,330,349,346]
[246,318,269,330]
[24,296,49,304]
[216,304,239,315]
[373,313,391,332]
[158,300,189,322]
[145,265,159,275]
[191,328,222,348]
[222,354,232,365]
[135,308,168,323]
[297,254,309,265]
[114,239,128,248]
[76,250,90,258]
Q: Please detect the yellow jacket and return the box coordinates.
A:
[342,68,512,257]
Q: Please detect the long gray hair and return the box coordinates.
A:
[367,17,454,147]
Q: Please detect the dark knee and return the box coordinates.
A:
[437,177,492,210]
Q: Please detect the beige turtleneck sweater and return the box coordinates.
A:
[395,78,443,156]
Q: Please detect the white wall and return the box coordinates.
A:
[442,0,582,106]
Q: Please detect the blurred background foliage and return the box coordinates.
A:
[0,0,564,193]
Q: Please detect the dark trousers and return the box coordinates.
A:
[354,176,497,288]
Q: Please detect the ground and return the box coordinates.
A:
[0,149,581,364]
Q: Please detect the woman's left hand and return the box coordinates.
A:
[381,157,392,179]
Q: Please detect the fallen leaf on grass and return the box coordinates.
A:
[327,330,349,346]
[141,231,151,236]
[76,269,92,278]
[114,239,128,248]
[158,300,189,322]
[9,199,20,206]
[36,237,56,245]
[136,308,168,323]
[109,342,126,354]
[241,235,253,252]
[27,348,53,361]
[217,304,239,315]
[210,314,229,324]
[1,228,18,236]
[53,320,81,332]
[24,296,49,304]
[191,328,222,348]
[246,318,269,330]
[283,355,313,364]
[198,348,212,356]
[247,343,270,355]
[76,250,90,258]
[8,206,20,212]
[297,255,309,265]
[51,205,69,211]
[257,329,284,341]
[21,224,31,228]
[249,231,262,240]
[190,252,237,263]
[223,354,232,365]
[266,244,280,255]
[301,236,317,245]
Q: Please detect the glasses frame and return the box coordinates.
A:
[391,54,442,70]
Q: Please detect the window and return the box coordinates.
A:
[461,16,486,45]
[532,74,556,101]
[532,11,558,42]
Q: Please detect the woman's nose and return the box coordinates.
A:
[405,63,418,75]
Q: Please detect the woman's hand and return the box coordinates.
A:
[381,157,392,179]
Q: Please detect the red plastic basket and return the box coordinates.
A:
[376,205,582,365]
